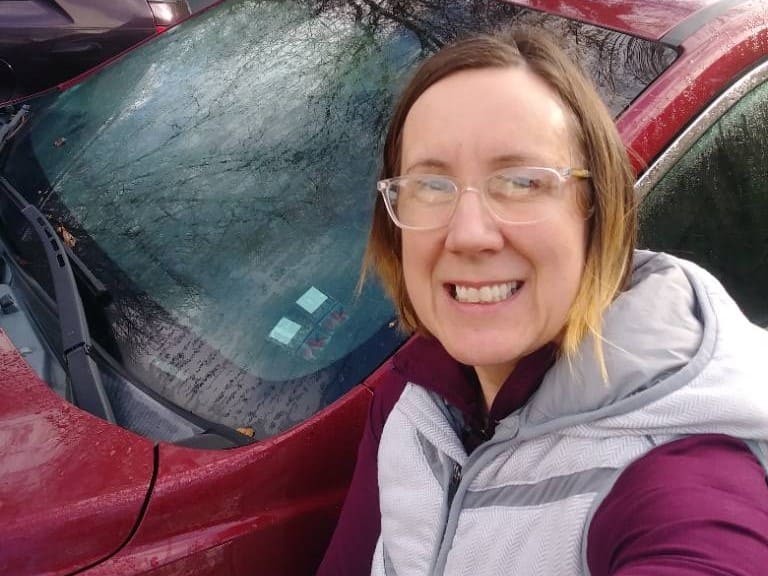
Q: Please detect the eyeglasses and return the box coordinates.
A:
[377,166,591,230]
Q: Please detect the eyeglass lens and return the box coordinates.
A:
[387,167,563,228]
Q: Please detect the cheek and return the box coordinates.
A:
[528,213,588,305]
[558,220,588,303]
[402,232,427,305]
[401,232,441,315]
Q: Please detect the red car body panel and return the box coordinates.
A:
[618,0,768,169]
[85,376,376,574]
[2,2,768,575]
[509,0,716,39]
[73,339,415,574]
[0,329,155,576]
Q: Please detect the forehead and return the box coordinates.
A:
[401,67,578,170]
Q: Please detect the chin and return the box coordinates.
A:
[441,337,530,369]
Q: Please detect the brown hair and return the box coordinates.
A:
[362,28,636,375]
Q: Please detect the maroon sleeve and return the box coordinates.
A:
[317,370,406,576]
[588,434,768,576]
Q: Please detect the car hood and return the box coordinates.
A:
[0,329,155,576]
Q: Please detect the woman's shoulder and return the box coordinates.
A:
[367,363,410,442]
[588,434,768,575]
[368,335,479,440]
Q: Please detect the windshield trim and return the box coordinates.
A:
[635,58,768,200]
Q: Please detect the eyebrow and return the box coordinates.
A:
[402,158,449,174]
[488,153,550,167]
[403,153,551,174]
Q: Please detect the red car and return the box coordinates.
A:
[0,0,766,574]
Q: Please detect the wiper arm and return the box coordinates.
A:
[0,176,115,423]
[0,105,30,155]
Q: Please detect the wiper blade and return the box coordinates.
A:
[0,176,115,423]
[0,105,30,155]
[0,106,110,304]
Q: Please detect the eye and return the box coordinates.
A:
[487,168,553,198]
[404,176,455,203]
[501,175,540,190]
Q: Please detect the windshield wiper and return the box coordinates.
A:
[0,106,110,304]
[0,105,30,155]
[0,176,115,423]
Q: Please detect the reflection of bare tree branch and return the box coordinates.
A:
[298,0,675,116]
[626,37,675,83]
[353,0,442,50]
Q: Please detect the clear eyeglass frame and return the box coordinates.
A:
[377,166,591,231]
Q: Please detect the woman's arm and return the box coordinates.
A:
[588,434,768,575]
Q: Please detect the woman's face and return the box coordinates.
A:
[400,66,588,386]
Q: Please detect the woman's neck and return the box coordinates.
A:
[475,362,517,412]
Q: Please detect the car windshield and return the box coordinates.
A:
[0,0,675,439]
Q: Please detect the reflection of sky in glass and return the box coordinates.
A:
[30,0,418,381]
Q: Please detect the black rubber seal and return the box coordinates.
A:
[662,0,752,47]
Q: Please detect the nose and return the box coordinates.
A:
[444,188,504,254]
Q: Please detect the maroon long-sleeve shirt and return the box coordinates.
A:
[318,336,768,575]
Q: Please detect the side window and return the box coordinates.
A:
[639,79,768,323]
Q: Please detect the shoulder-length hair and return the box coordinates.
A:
[362,28,637,376]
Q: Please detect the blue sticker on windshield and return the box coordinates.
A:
[268,288,349,359]
[296,286,328,314]
[268,317,303,346]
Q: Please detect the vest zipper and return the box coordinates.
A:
[430,461,462,575]
[431,421,522,575]
[447,462,462,505]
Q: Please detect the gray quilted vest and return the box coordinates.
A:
[372,251,768,576]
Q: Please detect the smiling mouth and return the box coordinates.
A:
[450,281,522,304]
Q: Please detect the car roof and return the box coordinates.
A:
[510,0,724,41]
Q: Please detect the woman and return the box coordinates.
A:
[319,29,768,575]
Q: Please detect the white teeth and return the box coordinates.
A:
[464,287,479,303]
[454,282,520,303]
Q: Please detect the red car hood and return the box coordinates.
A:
[0,329,155,576]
